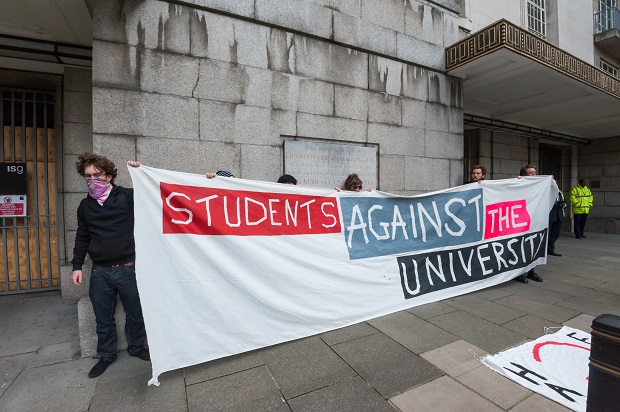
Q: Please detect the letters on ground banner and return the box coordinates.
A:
[128,166,557,385]
[483,326,591,412]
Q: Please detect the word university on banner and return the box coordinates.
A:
[127,166,557,385]
[482,326,591,411]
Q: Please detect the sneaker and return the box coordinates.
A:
[130,347,150,361]
[527,272,543,282]
[88,359,112,378]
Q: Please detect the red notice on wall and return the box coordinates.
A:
[0,195,27,217]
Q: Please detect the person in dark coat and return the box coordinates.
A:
[548,179,566,256]
[71,153,150,379]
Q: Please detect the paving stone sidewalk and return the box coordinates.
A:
[1,232,619,412]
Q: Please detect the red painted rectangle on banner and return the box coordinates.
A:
[484,199,530,239]
[160,182,341,236]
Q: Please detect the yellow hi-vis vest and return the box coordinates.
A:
[570,185,593,214]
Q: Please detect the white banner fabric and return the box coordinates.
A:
[482,326,591,411]
[127,166,557,385]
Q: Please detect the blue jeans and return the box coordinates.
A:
[89,264,146,361]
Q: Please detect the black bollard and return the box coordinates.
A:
[586,314,620,412]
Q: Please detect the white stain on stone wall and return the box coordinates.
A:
[288,33,296,73]
[376,56,403,96]
[123,2,171,74]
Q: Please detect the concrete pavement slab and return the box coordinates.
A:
[500,314,561,339]
[467,283,515,301]
[0,339,80,398]
[493,295,579,323]
[89,354,185,412]
[558,274,606,289]
[319,322,379,346]
[389,376,503,412]
[0,357,97,412]
[405,301,458,319]
[556,296,620,317]
[420,339,487,377]
[34,340,82,366]
[0,293,77,357]
[0,352,33,398]
[184,350,263,385]
[428,310,527,354]
[259,336,356,398]
[539,280,619,305]
[186,366,288,412]
[575,267,620,284]
[510,393,571,411]
[596,255,620,264]
[508,284,573,305]
[287,375,394,412]
[456,365,532,410]
[562,314,595,331]
[331,332,443,399]
[368,311,458,354]
[595,281,620,295]
[444,295,527,324]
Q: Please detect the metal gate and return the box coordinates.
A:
[1,88,59,294]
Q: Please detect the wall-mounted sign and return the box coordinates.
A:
[0,195,27,217]
[283,140,378,189]
[0,162,27,195]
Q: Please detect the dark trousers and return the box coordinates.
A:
[548,221,562,252]
[89,264,146,361]
[574,213,588,238]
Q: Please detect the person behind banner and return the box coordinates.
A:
[335,173,372,192]
[71,153,150,379]
[514,164,544,284]
[206,170,235,178]
[548,179,566,257]
[569,178,593,239]
[277,174,297,185]
[464,164,486,184]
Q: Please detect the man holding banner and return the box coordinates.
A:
[514,165,544,284]
[71,153,150,379]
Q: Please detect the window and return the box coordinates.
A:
[527,0,546,38]
[599,0,617,32]
[600,58,619,78]
[600,0,616,12]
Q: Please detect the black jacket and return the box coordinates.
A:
[71,185,136,270]
[549,191,566,224]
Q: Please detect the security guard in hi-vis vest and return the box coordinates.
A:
[569,179,593,239]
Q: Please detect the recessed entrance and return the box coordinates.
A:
[1,88,59,294]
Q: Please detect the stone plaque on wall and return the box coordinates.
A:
[283,140,378,189]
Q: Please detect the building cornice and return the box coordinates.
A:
[446,19,620,100]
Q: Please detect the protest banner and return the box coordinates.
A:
[127,166,557,385]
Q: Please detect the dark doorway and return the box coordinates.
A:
[539,143,563,180]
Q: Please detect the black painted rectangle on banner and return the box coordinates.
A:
[397,229,547,299]
[0,162,27,195]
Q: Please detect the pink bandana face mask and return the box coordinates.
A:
[86,178,111,198]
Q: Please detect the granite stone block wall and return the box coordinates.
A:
[62,67,93,302]
[92,0,464,191]
[577,136,620,234]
